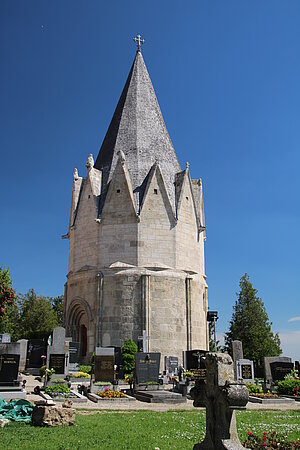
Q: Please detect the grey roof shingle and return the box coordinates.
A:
[94,49,181,212]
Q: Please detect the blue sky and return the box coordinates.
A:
[1,1,299,360]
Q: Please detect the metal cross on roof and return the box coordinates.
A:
[133,34,144,51]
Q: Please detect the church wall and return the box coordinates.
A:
[69,180,99,273]
[97,223,138,268]
[101,272,142,347]
[149,273,187,366]
[138,171,176,267]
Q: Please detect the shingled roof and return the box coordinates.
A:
[94,48,181,211]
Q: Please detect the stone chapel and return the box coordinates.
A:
[63,39,209,365]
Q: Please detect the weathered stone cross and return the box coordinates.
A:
[133,34,144,51]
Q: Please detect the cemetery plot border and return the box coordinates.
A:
[87,391,136,403]
[41,391,87,403]
[248,395,295,404]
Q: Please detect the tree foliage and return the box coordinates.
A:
[121,339,138,374]
[18,289,59,340]
[225,274,281,361]
[0,266,16,321]
[51,295,64,325]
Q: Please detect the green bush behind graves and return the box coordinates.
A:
[121,339,138,375]
[79,365,92,374]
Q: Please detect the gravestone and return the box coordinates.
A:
[135,353,160,385]
[184,350,207,381]
[264,356,293,383]
[0,333,11,344]
[191,352,249,450]
[17,339,28,372]
[165,356,178,374]
[232,340,243,362]
[236,359,254,382]
[94,347,114,383]
[270,361,294,382]
[69,342,80,372]
[0,354,20,384]
[47,327,68,379]
[295,361,299,372]
[52,327,66,353]
[49,354,65,375]
[0,342,26,399]
[26,339,47,369]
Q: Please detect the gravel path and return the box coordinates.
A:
[23,375,300,412]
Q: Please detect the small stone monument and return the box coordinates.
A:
[191,352,249,450]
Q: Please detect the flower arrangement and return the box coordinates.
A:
[96,388,126,399]
[71,371,90,379]
[244,430,299,449]
[250,393,279,399]
[45,384,71,397]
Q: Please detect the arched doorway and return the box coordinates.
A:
[66,298,92,363]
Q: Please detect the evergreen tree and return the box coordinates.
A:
[18,289,59,339]
[121,339,138,374]
[225,274,281,361]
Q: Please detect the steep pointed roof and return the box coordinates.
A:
[94,49,181,210]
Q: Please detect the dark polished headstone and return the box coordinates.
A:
[49,354,65,375]
[0,354,20,384]
[69,342,80,364]
[184,350,208,381]
[94,355,115,382]
[135,353,160,384]
[26,339,47,368]
[270,361,294,382]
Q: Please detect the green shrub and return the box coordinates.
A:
[94,381,112,386]
[80,365,92,374]
[121,339,138,375]
[246,383,263,394]
[40,365,46,377]
[277,377,300,396]
[45,384,70,396]
[51,378,66,384]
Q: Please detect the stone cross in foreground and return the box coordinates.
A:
[191,352,249,450]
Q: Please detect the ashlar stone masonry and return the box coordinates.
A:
[63,43,209,366]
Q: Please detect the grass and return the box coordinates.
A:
[0,410,299,449]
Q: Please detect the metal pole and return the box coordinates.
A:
[213,317,217,352]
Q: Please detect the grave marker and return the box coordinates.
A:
[135,353,160,385]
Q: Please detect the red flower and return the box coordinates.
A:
[248,431,252,436]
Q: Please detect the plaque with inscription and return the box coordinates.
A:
[135,353,160,385]
[192,368,207,381]
[0,354,20,384]
[69,342,80,364]
[49,354,65,374]
[270,362,294,382]
[94,355,115,382]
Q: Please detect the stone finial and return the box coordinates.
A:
[73,168,79,181]
[117,150,126,163]
[86,154,94,172]
[186,162,190,170]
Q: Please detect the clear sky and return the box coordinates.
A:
[1,1,299,360]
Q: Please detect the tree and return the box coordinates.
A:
[51,295,64,325]
[121,339,138,374]
[0,266,19,339]
[18,289,59,340]
[225,274,281,361]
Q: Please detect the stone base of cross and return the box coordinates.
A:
[191,353,249,450]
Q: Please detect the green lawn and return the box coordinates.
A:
[0,410,299,449]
